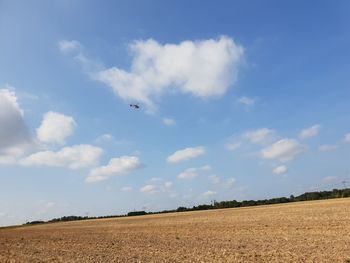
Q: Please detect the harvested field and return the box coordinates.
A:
[1,198,350,263]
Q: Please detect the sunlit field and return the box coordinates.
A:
[1,198,350,263]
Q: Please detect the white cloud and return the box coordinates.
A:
[86,156,141,183]
[140,180,173,195]
[140,184,158,194]
[36,111,76,145]
[224,177,236,188]
[164,181,173,188]
[202,190,216,197]
[178,165,210,180]
[149,177,162,182]
[344,133,350,143]
[319,144,338,152]
[94,134,114,143]
[94,134,130,146]
[201,165,211,171]
[94,36,244,111]
[322,176,338,183]
[58,40,81,53]
[0,212,7,217]
[238,96,255,106]
[243,128,276,144]
[226,142,241,151]
[0,88,32,163]
[59,40,103,76]
[178,168,198,180]
[261,139,306,162]
[209,175,220,184]
[273,165,288,175]
[298,125,320,139]
[167,146,206,163]
[121,186,133,192]
[163,118,176,126]
[45,202,56,209]
[20,144,102,170]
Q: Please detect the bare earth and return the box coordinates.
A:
[1,198,350,263]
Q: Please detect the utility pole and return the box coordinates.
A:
[342,180,347,189]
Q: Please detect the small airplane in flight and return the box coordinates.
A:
[130,104,140,109]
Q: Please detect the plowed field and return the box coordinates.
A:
[1,198,350,262]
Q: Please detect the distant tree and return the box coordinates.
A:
[176,207,187,212]
[127,211,147,216]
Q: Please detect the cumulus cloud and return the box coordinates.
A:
[319,144,338,152]
[59,39,103,76]
[20,144,102,170]
[243,128,276,144]
[226,142,241,151]
[202,190,216,197]
[94,36,244,111]
[163,118,176,126]
[238,96,255,106]
[94,134,130,146]
[0,88,32,163]
[224,177,236,188]
[298,125,320,139]
[86,156,142,183]
[94,134,114,143]
[208,175,236,188]
[178,165,211,180]
[36,111,76,145]
[261,139,306,162]
[149,177,162,182]
[45,202,56,209]
[209,175,221,184]
[178,168,198,180]
[140,184,158,194]
[344,133,350,143]
[273,165,288,175]
[164,181,173,188]
[167,146,206,163]
[121,186,133,192]
[140,179,174,195]
[58,40,81,53]
[322,176,338,183]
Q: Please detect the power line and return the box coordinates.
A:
[342,180,347,189]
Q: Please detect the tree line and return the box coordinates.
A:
[25,188,350,225]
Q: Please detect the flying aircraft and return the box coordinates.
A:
[130,104,140,109]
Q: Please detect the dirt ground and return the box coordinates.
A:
[1,198,350,263]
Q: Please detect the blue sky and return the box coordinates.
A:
[1,0,350,226]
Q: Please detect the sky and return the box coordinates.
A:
[0,0,350,226]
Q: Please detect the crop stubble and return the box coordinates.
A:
[1,198,350,262]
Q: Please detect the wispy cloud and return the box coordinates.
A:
[344,132,350,143]
[238,96,255,106]
[121,186,133,192]
[167,146,206,163]
[243,128,276,145]
[178,165,211,180]
[58,40,81,53]
[226,142,241,151]
[140,184,159,194]
[319,144,338,152]
[162,118,176,126]
[261,139,306,162]
[273,165,288,175]
[202,190,216,197]
[298,124,320,139]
